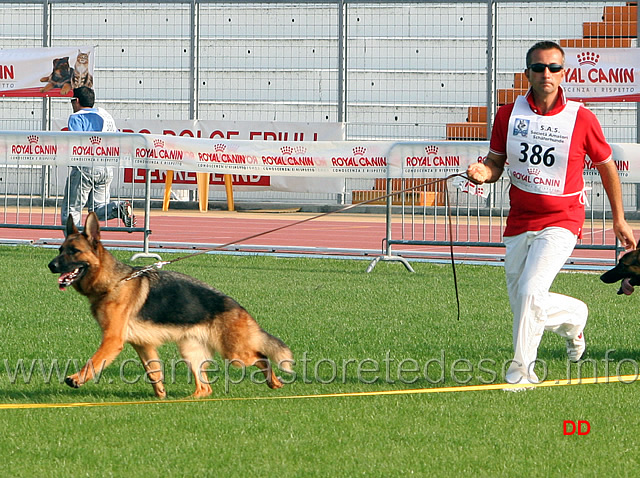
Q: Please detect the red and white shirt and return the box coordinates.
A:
[490,86,612,237]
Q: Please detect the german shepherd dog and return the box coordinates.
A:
[601,249,640,294]
[48,213,293,398]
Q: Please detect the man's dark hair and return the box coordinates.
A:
[526,41,565,67]
[72,86,95,108]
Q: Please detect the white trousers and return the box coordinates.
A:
[503,227,588,384]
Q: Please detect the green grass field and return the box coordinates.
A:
[1,245,639,476]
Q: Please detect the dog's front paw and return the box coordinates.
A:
[154,385,167,399]
[65,375,82,388]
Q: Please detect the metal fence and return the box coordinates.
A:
[1,0,638,260]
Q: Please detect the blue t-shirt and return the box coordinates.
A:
[68,107,117,132]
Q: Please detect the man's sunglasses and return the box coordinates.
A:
[528,63,563,73]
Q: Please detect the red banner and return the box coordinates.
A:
[124,169,270,187]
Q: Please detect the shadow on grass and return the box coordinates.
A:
[0,386,168,404]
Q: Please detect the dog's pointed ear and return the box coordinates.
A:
[66,215,79,236]
[83,212,101,246]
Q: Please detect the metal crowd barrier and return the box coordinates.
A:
[0,162,628,270]
[0,163,160,261]
[367,177,624,272]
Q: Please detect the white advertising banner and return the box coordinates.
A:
[2,130,485,178]
[2,131,636,183]
[563,48,640,102]
[0,47,95,97]
[51,119,345,193]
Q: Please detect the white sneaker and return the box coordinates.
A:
[566,332,586,362]
[502,384,535,393]
[502,374,538,392]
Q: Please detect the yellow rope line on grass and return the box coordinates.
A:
[0,373,637,410]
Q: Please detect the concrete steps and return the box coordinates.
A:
[445,2,637,141]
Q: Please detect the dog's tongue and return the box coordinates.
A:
[57,274,69,290]
[58,269,80,290]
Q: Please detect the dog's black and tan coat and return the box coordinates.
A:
[48,212,293,398]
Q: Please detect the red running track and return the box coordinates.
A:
[0,208,627,264]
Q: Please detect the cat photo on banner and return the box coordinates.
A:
[71,50,93,89]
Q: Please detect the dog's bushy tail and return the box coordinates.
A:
[259,330,294,373]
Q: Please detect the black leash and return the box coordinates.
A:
[124,173,470,319]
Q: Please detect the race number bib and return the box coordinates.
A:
[506,96,580,196]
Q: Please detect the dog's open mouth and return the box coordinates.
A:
[57,266,86,290]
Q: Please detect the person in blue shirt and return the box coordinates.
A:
[62,86,135,232]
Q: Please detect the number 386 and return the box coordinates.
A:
[519,143,555,167]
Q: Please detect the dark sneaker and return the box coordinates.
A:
[118,201,136,227]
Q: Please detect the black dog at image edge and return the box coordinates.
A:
[600,249,640,294]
